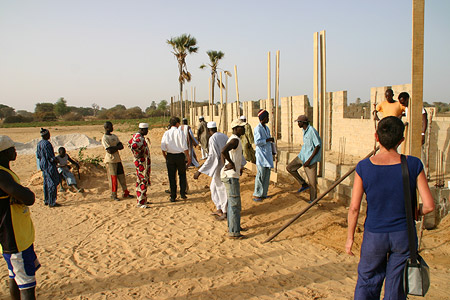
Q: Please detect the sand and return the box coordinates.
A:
[0,125,448,300]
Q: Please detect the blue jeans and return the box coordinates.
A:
[355,230,412,300]
[253,165,270,198]
[222,177,241,236]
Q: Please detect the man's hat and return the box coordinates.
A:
[199,116,204,119]
[240,115,246,120]
[139,123,149,129]
[207,121,217,129]
[231,119,246,129]
[40,128,49,136]
[0,136,14,152]
[294,115,308,123]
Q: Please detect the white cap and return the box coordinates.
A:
[231,119,246,129]
[199,116,204,119]
[207,121,217,128]
[139,123,149,129]
[0,136,15,152]
[240,115,246,120]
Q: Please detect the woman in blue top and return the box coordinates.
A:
[345,116,434,300]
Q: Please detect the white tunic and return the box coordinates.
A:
[221,134,246,179]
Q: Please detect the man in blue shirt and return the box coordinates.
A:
[286,115,321,203]
[252,109,274,202]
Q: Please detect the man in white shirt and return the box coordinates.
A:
[194,121,229,219]
[161,117,191,202]
[221,119,247,239]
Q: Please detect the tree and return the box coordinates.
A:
[0,105,15,120]
[167,34,198,118]
[157,100,168,111]
[200,50,230,106]
[54,97,70,116]
[35,103,54,113]
[92,103,100,116]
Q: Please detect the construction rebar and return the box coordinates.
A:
[263,147,379,243]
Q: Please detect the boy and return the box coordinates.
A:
[55,147,83,193]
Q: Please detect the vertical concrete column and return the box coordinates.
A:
[281,97,289,143]
[319,30,327,177]
[409,0,425,158]
[313,32,319,130]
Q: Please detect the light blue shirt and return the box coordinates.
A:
[254,123,274,168]
[298,125,322,165]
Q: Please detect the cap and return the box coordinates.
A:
[240,115,246,120]
[199,116,204,119]
[231,119,246,129]
[207,121,217,128]
[0,135,15,152]
[139,123,149,129]
[294,115,308,122]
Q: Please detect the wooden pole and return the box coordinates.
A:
[194,87,196,130]
[263,147,379,243]
[275,50,280,172]
[234,65,240,120]
[409,0,425,158]
[313,32,319,131]
[170,96,174,116]
[267,51,272,132]
[319,30,327,177]
[225,75,228,133]
[191,86,194,126]
[185,89,188,120]
[219,72,224,131]
[208,77,212,121]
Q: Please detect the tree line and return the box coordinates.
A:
[0,98,169,124]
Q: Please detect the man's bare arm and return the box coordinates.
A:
[0,171,35,206]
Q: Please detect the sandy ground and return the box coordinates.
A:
[0,125,448,300]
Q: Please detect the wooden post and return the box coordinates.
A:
[191,86,194,126]
[185,89,188,120]
[319,30,327,177]
[219,72,224,131]
[313,32,319,131]
[170,96,174,116]
[275,51,280,171]
[234,65,240,120]
[409,0,424,158]
[225,75,229,132]
[208,77,212,121]
[194,87,197,130]
[267,51,272,133]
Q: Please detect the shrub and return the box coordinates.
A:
[62,112,83,121]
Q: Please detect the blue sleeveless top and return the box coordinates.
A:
[355,156,423,233]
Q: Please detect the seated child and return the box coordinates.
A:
[56,147,83,193]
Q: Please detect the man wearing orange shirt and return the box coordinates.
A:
[373,89,405,120]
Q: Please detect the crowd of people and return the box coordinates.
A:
[0,93,435,298]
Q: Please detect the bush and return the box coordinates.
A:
[35,112,57,121]
[3,115,33,123]
[62,112,83,121]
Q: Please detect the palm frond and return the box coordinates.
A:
[224,70,232,77]
[199,64,207,69]
[217,78,225,89]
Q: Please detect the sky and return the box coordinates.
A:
[0,0,449,112]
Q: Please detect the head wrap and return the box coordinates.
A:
[40,128,49,137]
[258,109,269,121]
[207,121,217,129]
[199,116,204,120]
[240,115,246,121]
[0,135,15,152]
[139,123,149,129]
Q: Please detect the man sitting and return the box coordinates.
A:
[55,147,83,193]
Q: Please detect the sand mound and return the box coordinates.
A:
[15,133,102,154]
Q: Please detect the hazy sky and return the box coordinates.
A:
[1,0,449,112]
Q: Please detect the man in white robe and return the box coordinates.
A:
[194,121,229,218]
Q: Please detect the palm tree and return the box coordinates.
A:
[167,34,198,117]
[200,50,230,107]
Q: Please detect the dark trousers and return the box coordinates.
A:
[166,153,187,200]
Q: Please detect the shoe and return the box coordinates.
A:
[44,202,48,206]
[165,189,170,194]
[137,204,149,209]
[262,195,271,200]
[228,234,246,239]
[252,197,263,202]
[77,188,84,193]
[180,195,187,200]
[216,214,227,221]
[49,203,62,207]
[123,194,134,199]
[307,200,314,204]
[170,198,177,202]
[297,186,310,193]
[111,195,120,201]
[240,227,248,232]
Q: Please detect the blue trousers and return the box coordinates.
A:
[355,230,411,300]
[253,165,270,198]
[43,173,57,206]
[222,177,241,236]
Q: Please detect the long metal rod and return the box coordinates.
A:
[263,147,379,243]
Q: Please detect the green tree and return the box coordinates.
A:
[54,97,70,116]
[167,34,198,118]
[35,103,54,113]
[200,50,229,105]
[0,105,15,120]
[157,100,168,111]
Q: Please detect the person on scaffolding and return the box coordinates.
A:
[286,115,321,203]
